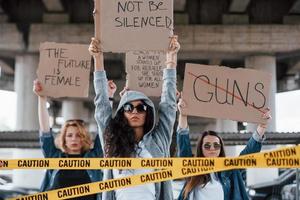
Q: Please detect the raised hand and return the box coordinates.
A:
[88,37,102,57]
[166,35,180,69]
[33,79,44,97]
[257,108,272,136]
[108,80,117,98]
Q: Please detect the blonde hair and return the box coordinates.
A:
[55,120,92,153]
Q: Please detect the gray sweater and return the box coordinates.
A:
[93,69,177,200]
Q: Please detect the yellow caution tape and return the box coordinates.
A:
[1,145,299,170]
[2,145,299,200]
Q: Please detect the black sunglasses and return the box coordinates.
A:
[203,142,221,150]
[123,103,147,113]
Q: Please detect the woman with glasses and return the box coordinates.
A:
[33,80,116,200]
[176,98,271,200]
[89,36,179,200]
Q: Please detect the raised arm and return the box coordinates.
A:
[240,108,272,156]
[176,98,193,157]
[33,80,60,157]
[33,80,50,132]
[89,38,112,149]
[156,36,180,149]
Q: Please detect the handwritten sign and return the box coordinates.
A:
[182,63,272,124]
[126,51,166,96]
[99,0,173,52]
[37,42,91,98]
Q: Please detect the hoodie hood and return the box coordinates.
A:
[116,90,156,135]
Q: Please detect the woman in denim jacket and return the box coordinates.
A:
[176,98,271,200]
[33,80,116,200]
[89,36,179,200]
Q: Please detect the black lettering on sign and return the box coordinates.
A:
[44,75,81,87]
[192,75,267,108]
[114,16,172,28]
[131,52,164,89]
[45,48,67,59]
[148,1,167,11]
[117,1,143,13]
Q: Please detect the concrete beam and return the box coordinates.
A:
[27,24,300,58]
[0,60,14,74]
[229,0,251,13]
[174,13,189,25]
[209,59,222,66]
[43,13,69,23]
[42,0,64,12]
[222,14,249,24]
[283,15,300,24]
[0,24,24,51]
[290,0,300,14]
[174,0,186,12]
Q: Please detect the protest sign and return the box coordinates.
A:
[99,0,173,52]
[182,63,272,124]
[126,51,166,96]
[37,42,91,98]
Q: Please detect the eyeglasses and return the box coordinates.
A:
[123,103,147,113]
[203,142,221,150]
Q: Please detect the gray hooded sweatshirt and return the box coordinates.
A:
[93,68,177,200]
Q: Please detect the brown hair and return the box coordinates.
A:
[183,130,226,199]
[55,120,92,153]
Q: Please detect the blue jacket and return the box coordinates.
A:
[39,130,103,200]
[176,127,265,200]
[93,69,177,200]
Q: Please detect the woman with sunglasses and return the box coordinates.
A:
[33,80,117,200]
[89,36,179,200]
[176,98,271,200]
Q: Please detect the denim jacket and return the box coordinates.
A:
[93,69,177,200]
[176,127,265,200]
[39,130,103,200]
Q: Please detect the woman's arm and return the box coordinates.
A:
[89,38,113,149]
[33,80,59,158]
[33,80,50,132]
[176,98,193,157]
[240,108,272,156]
[156,36,180,149]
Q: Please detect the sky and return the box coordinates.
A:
[0,89,299,131]
[275,89,300,132]
[0,90,16,130]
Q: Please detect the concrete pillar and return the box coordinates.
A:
[14,54,39,130]
[245,55,278,186]
[215,119,242,157]
[61,100,88,122]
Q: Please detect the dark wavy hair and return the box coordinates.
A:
[104,101,154,158]
[183,130,226,199]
